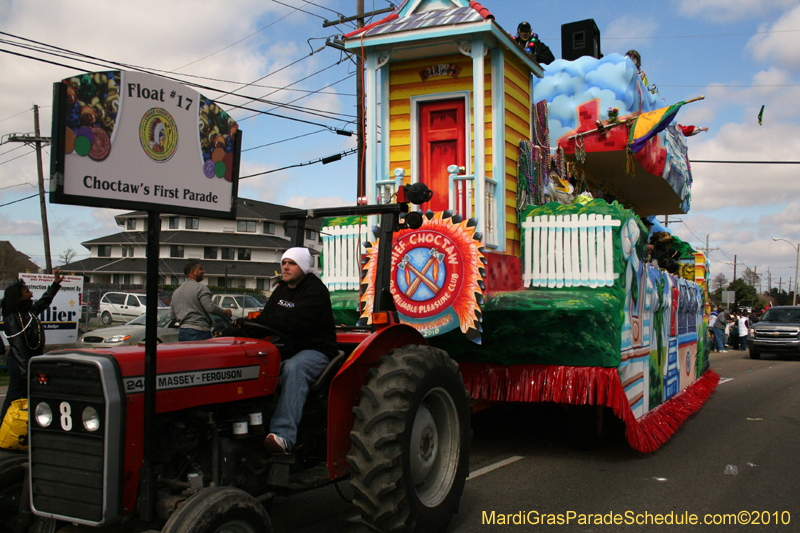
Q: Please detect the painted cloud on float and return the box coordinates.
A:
[533,53,662,144]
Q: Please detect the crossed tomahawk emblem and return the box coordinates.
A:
[398,249,445,298]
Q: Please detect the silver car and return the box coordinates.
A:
[77,309,231,348]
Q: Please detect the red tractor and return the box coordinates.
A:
[2,200,471,533]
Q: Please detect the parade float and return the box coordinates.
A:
[322,0,717,452]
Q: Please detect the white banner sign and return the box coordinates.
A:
[17,273,84,345]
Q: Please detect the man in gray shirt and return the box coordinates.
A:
[170,261,232,341]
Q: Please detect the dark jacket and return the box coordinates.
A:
[250,273,337,359]
[3,282,60,376]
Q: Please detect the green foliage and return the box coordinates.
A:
[726,278,759,307]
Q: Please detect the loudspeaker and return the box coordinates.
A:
[561,19,601,61]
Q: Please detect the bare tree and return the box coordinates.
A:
[711,273,728,292]
[58,247,77,265]
[742,267,760,287]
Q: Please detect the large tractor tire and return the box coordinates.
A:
[0,451,58,533]
[348,345,470,533]
[160,486,272,533]
[749,348,761,360]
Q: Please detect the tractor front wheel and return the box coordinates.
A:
[348,345,470,533]
[160,487,272,533]
[0,451,59,533]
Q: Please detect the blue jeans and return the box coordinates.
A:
[713,328,725,351]
[178,328,212,342]
[740,335,748,350]
[270,349,329,450]
[0,355,25,424]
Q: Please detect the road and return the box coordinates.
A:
[3,350,797,532]
[263,349,800,532]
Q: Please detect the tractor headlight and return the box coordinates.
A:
[35,402,53,427]
[82,406,101,432]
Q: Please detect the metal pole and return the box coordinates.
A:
[139,211,161,521]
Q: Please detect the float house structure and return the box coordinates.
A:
[323,0,716,451]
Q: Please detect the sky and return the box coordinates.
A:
[1,0,800,293]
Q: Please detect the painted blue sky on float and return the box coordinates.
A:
[533,53,662,145]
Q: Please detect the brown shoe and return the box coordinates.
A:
[264,433,289,454]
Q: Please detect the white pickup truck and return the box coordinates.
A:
[211,293,265,318]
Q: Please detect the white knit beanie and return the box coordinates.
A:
[281,247,313,274]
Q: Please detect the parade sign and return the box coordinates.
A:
[50,70,241,218]
[14,273,84,345]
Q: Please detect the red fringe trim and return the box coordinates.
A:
[343,13,399,38]
[459,363,720,453]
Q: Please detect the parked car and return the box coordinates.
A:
[77,308,231,348]
[99,292,167,325]
[211,293,264,318]
[748,306,800,359]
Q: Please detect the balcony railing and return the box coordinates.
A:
[321,223,369,291]
[447,165,498,247]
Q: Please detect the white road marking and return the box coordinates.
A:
[346,455,526,522]
[718,377,734,384]
[466,456,524,481]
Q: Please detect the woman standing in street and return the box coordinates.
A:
[1,268,63,422]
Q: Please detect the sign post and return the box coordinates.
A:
[50,70,241,519]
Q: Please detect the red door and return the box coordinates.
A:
[419,99,466,212]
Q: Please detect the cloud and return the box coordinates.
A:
[283,195,349,209]
[689,120,800,211]
[747,4,800,68]
[603,15,658,51]
[678,0,799,22]
[0,212,44,236]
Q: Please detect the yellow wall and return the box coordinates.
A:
[387,52,531,256]
[503,54,532,255]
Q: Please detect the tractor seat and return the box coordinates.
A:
[310,350,347,392]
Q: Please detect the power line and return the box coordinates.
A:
[0,148,36,165]
[271,0,326,20]
[690,160,800,164]
[239,147,357,179]
[242,129,327,152]
[0,107,31,124]
[0,193,38,208]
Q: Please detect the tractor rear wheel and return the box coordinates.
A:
[348,345,470,533]
[0,451,58,533]
[160,487,272,533]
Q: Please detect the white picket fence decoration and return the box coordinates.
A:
[321,224,370,291]
[522,214,621,288]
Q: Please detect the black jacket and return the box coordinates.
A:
[250,273,337,359]
[3,282,60,376]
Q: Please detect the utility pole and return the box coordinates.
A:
[732,255,737,282]
[6,104,53,273]
[701,234,718,259]
[323,3,396,201]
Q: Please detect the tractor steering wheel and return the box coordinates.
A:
[237,319,286,344]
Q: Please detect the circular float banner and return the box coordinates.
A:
[139,107,178,162]
[360,211,485,343]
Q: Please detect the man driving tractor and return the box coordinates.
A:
[220,247,337,453]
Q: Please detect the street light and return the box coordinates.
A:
[772,237,799,306]
[225,264,236,288]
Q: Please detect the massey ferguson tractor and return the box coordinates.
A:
[1,196,472,533]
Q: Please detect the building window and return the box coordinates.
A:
[185,217,199,230]
[126,219,136,230]
[168,217,179,229]
[306,229,317,241]
[170,245,184,258]
[257,278,267,290]
[97,245,111,257]
[204,247,218,260]
[170,275,183,285]
[263,222,275,234]
[218,277,226,287]
[221,247,236,260]
[238,248,251,261]
[122,245,134,257]
[238,278,246,288]
[237,220,256,233]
